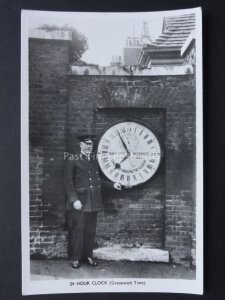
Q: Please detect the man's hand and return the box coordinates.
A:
[73,200,82,210]
[113,182,122,190]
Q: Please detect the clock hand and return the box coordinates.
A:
[123,137,136,167]
[114,163,121,170]
[119,153,130,164]
[112,153,130,170]
[117,130,130,155]
[111,160,120,170]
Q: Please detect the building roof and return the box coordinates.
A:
[150,13,195,48]
[136,13,196,67]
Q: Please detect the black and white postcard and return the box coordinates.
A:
[21,7,203,295]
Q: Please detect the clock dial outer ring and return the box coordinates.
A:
[97,120,162,187]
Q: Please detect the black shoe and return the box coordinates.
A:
[72,260,81,269]
[86,257,98,267]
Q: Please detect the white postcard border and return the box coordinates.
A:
[21,7,203,295]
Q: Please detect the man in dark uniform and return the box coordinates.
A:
[64,133,122,268]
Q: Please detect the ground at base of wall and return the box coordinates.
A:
[30,259,196,280]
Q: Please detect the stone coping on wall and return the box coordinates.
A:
[29,29,72,41]
[70,65,193,76]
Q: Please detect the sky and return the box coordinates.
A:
[28,10,192,66]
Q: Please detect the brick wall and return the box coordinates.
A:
[29,38,70,257]
[67,74,195,265]
[29,37,196,265]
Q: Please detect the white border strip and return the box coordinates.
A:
[21,9,31,295]
[195,6,203,294]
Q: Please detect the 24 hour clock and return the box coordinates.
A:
[97,121,162,186]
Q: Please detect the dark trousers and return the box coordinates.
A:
[68,210,98,261]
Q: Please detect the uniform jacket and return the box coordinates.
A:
[64,153,113,212]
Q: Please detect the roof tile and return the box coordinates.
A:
[150,13,195,48]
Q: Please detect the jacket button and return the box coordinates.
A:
[89,178,92,180]
[90,185,93,188]
[98,185,101,188]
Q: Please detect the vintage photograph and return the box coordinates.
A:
[21,7,203,294]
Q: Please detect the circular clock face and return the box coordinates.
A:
[97,121,161,186]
